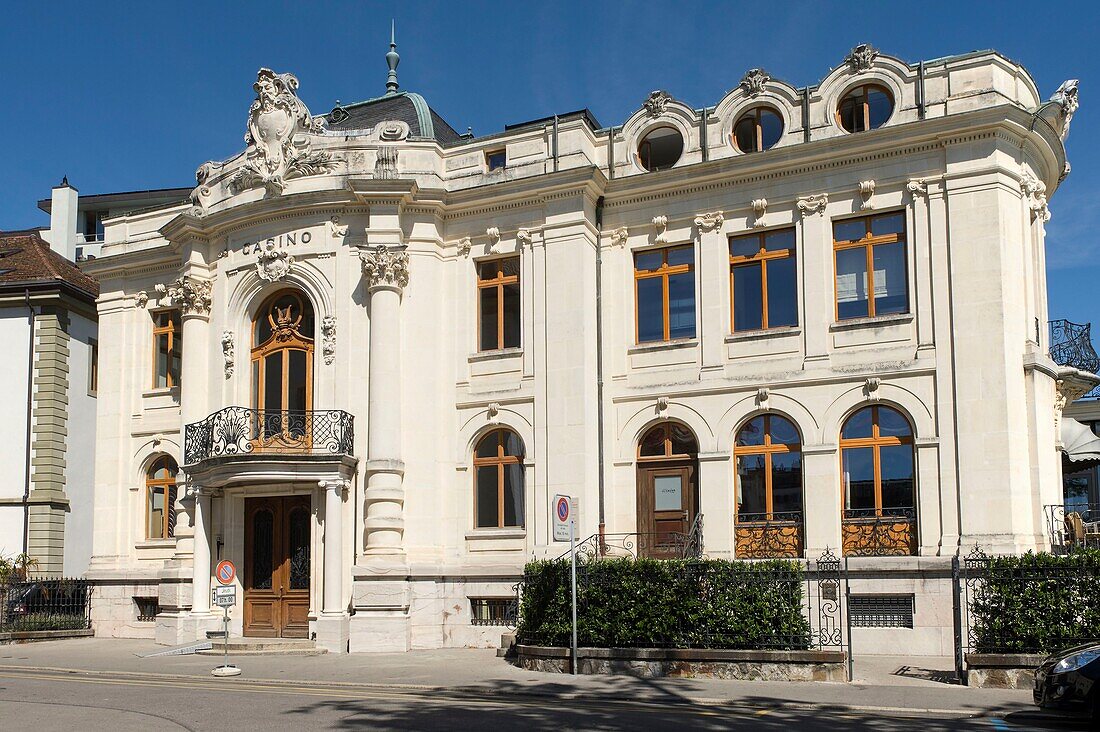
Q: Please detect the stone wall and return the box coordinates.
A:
[89,578,160,639]
[965,653,1046,689]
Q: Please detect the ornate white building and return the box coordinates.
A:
[75,41,1090,654]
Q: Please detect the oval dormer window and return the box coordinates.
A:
[733,107,784,153]
[638,127,684,172]
[837,84,894,133]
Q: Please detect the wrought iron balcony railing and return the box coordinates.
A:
[1049,319,1100,374]
[184,407,354,465]
[841,507,917,557]
[1045,503,1100,553]
[735,511,804,558]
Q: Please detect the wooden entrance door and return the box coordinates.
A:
[637,464,696,558]
[244,496,311,638]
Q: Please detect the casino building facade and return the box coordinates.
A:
[78,41,1087,654]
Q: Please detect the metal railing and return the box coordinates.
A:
[842,507,918,556]
[736,511,804,558]
[557,514,705,562]
[184,407,354,465]
[1050,319,1100,374]
[1045,503,1100,553]
[0,578,91,633]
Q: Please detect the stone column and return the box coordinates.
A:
[320,480,347,612]
[359,245,410,555]
[797,194,830,366]
[190,485,213,615]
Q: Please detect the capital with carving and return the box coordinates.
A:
[360,245,410,290]
[608,227,629,248]
[318,479,349,495]
[693,211,724,232]
[155,275,212,316]
[906,179,928,197]
[517,228,534,248]
[797,193,828,217]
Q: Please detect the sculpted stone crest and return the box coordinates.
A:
[740,69,770,96]
[230,68,339,195]
[845,44,879,73]
[155,276,212,315]
[256,241,295,282]
[360,245,410,290]
[644,90,672,118]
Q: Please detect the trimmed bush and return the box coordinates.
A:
[969,549,1100,654]
[516,557,810,650]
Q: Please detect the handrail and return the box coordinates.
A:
[184,406,354,465]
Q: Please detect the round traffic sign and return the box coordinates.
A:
[215,560,236,585]
[556,496,570,522]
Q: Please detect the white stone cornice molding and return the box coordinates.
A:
[134,291,149,308]
[360,245,410,290]
[644,90,672,118]
[797,193,828,217]
[751,199,768,228]
[906,179,928,198]
[1021,172,1051,223]
[486,226,501,253]
[609,227,629,248]
[257,242,295,282]
[845,43,879,73]
[517,228,534,248]
[155,276,212,316]
[693,211,724,232]
[321,315,336,365]
[329,215,348,238]
[457,236,472,258]
[652,215,669,244]
[740,68,770,97]
[221,330,235,379]
[858,180,876,210]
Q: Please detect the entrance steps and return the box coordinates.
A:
[197,637,327,656]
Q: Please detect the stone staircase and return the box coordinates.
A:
[196,637,327,656]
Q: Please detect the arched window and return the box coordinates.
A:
[733,107,784,153]
[474,429,525,529]
[251,290,314,444]
[637,422,699,557]
[734,415,803,557]
[837,84,893,133]
[637,126,684,172]
[840,405,917,555]
[146,456,178,539]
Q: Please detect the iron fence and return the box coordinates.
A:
[184,407,355,464]
[1049,319,1100,373]
[0,578,91,633]
[556,514,705,562]
[1045,503,1100,553]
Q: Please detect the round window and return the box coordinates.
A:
[837,84,893,133]
[733,107,784,153]
[637,126,684,172]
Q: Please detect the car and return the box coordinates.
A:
[1034,642,1100,721]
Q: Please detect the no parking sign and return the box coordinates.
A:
[552,495,579,542]
[215,560,236,586]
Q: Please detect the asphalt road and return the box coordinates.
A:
[0,667,1089,731]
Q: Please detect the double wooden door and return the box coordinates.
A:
[244,496,311,638]
[636,463,697,558]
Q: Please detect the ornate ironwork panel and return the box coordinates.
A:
[1046,503,1100,553]
[842,508,917,556]
[184,406,354,464]
[1050,319,1100,373]
[736,511,804,558]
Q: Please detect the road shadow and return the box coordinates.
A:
[892,665,963,685]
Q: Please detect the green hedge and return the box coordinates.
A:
[516,557,810,650]
[969,550,1100,654]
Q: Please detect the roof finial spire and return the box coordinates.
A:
[385,20,400,95]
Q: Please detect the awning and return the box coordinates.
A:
[1062,417,1100,469]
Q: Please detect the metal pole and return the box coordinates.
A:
[844,557,853,682]
[952,555,966,685]
[223,606,229,668]
[570,518,578,675]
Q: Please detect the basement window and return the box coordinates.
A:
[134,596,159,622]
[849,595,914,628]
[470,598,515,626]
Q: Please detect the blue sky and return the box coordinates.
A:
[2,1,1097,323]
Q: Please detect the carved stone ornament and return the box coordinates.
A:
[609,227,629,248]
[652,215,669,244]
[1021,172,1051,223]
[859,180,876,210]
[845,43,879,73]
[134,291,149,308]
[190,161,221,210]
[321,315,336,365]
[375,145,399,180]
[656,396,670,415]
[865,377,881,401]
[256,241,295,282]
[751,198,768,227]
[221,330,235,378]
[644,90,672,118]
[229,68,340,195]
[797,193,829,216]
[329,216,348,238]
[486,227,501,252]
[487,402,501,420]
[1049,79,1079,141]
[457,237,472,258]
[360,245,410,289]
[155,276,212,315]
[906,179,928,197]
[517,228,534,248]
[694,211,724,232]
[756,387,770,411]
[378,120,410,141]
[1053,379,1091,436]
[740,68,770,97]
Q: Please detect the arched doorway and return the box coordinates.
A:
[251,289,314,449]
[636,422,698,558]
[243,495,311,638]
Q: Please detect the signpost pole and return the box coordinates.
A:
[211,560,241,677]
[223,606,230,669]
[570,517,577,676]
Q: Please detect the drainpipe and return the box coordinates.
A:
[700,108,709,162]
[917,61,927,119]
[595,197,607,548]
[552,115,559,172]
[801,88,812,142]
[607,127,615,180]
[22,289,35,556]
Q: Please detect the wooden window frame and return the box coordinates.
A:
[633,245,695,344]
[836,84,893,134]
[151,309,181,389]
[732,106,782,154]
[733,415,802,519]
[839,405,915,517]
[250,290,315,415]
[473,428,524,529]
[637,422,698,463]
[729,228,797,332]
[832,212,908,321]
[146,456,178,540]
[476,256,520,352]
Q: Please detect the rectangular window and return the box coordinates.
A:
[134,597,159,622]
[486,149,507,171]
[849,595,915,628]
[833,212,908,321]
[470,598,516,626]
[152,310,182,388]
[477,257,521,351]
[88,338,98,396]
[634,245,696,343]
[729,228,798,332]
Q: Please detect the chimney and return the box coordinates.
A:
[46,178,79,262]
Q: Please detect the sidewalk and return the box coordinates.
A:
[0,638,1033,718]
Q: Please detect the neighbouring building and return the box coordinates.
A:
[0,227,99,577]
[69,40,1090,654]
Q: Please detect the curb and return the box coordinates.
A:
[0,663,1032,719]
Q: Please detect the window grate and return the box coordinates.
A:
[470,598,515,626]
[848,595,914,628]
[134,597,159,622]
